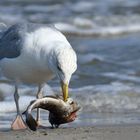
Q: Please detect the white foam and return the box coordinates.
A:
[0,96,35,112]
[73,17,94,28]
[0,82,140,115]
[0,83,55,113]
[53,82,140,113]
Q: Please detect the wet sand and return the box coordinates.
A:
[0,125,140,140]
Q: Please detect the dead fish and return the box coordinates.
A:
[24,95,80,131]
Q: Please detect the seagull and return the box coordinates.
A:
[0,23,77,130]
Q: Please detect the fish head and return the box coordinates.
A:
[49,97,80,127]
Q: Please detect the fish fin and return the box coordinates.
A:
[26,113,37,131]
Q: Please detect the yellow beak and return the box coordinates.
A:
[61,83,68,102]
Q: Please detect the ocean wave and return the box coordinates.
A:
[78,92,140,113]
[0,82,140,113]
[0,23,7,37]
[54,82,140,113]
[0,96,35,113]
[0,82,54,100]
[55,22,140,37]
[24,4,61,13]
[0,13,25,25]
[0,83,55,112]
[103,72,140,83]
[78,53,105,64]
[71,1,95,13]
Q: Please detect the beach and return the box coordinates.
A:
[0,125,140,140]
[1,0,140,139]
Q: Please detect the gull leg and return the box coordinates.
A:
[36,85,43,126]
[11,85,27,130]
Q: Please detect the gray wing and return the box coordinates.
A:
[0,23,58,60]
[0,24,25,60]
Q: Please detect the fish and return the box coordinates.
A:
[24,95,80,131]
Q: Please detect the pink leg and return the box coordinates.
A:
[11,115,27,130]
[11,85,27,130]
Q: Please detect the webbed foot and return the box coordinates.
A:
[11,115,27,130]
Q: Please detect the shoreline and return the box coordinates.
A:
[1,125,140,140]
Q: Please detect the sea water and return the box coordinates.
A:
[1,0,140,129]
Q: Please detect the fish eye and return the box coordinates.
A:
[68,98,74,104]
[70,101,74,105]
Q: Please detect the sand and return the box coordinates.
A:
[0,125,140,140]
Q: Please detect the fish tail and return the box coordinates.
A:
[25,112,37,131]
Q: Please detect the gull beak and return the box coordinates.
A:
[61,82,68,102]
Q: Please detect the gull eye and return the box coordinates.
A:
[57,65,62,72]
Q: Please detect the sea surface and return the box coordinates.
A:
[1,0,140,130]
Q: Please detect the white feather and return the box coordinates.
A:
[0,27,77,85]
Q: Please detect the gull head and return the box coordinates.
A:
[49,43,77,102]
